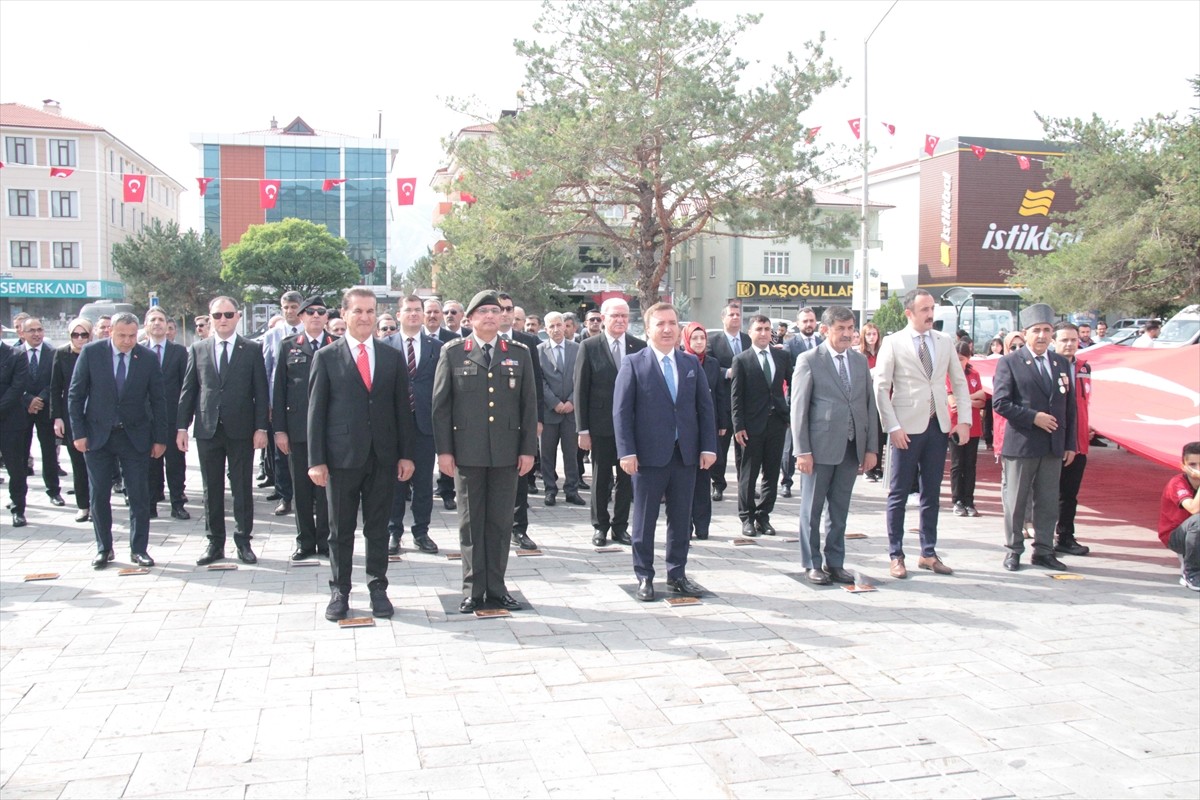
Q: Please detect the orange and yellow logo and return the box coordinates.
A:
[1018,189,1055,217]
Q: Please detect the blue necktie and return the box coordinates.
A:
[662,355,676,401]
[116,352,127,396]
[29,348,38,372]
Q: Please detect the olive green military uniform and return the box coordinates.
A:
[432,334,538,600]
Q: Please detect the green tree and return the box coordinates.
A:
[222,218,360,304]
[1009,77,1200,314]
[443,0,853,308]
[870,294,906,335]
[398,248,434,294]
[111,219,231,325]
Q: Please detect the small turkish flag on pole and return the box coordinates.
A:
[50,167,73,178]
[197,177,214,197]
[1017,155,1031,171]
[322,178,346,192]
[123,174,147,203]
[848,118,862,139]
[805,126,821,144]
[970,144,988,161]
[924,134,940,157]
[881,122,895,135]
[396,178,416,206]
[259,179,281,209]
[460,191,477,205]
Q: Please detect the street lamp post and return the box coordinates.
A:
[858,0,899,321]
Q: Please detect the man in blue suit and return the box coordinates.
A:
[384,295,443,554]
[68,313,168,569]
[614,303,717,601]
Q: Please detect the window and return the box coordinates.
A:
[7,189,34,217]
[51,190,77,218]
[48,139,77,168]
[10,240,37,268]
[709,256,717,278]
[5,136,33,165]
[53,242,79,269]
[687,257,695,280]
[111,198,117,224]
[824,257,851,276]
[763,251,790,276]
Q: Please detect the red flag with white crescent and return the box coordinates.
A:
[924,134,940,156]
[847,118,862,139]
[460,191,477,205]
[322,178,346,192]
[197,177,214,197]
[881,122,895,135]
[1017,155,1031,171]
[805,126,821,144]
[396,178,416,206]
[970,144,987,161]
[123,174,147,203]
[259,179,281,209]
[50,167,73,178]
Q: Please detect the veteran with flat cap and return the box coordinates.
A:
[432,290,539,613]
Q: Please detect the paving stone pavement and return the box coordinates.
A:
[2,443,1196,798]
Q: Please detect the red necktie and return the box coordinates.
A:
[356,343,372,391]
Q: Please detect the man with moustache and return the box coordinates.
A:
[442,300,470,338]
[538,312,585,507]
[17,317,63,507]
[706,302,751,502]
[424,297,458,343]
[142,307,190,520]
[273,296,337,561]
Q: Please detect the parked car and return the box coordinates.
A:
[1110,317,1153,331]
[1154,304,1200,347]
[1101,327,1142,346]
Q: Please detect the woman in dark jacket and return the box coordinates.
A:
[50,317,92,522]
[682,322,730,540]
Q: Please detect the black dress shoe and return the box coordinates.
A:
[1031,553,1067,571]
[565,493,586,506]
[326,589,349,621]
[1004,553,1020,571]
[491,593,521,610]
[756,518,776,536]
[236,545,258,564]
[291,548,317,562]
[148,505,158,519]
[711,488,723,502]
[265,491,282,502]
[591,530,608,547]
[74,509,90,522]
[611,530,632,546]
[317,546,330,557]
[694,531,709,540]
[577,481,590,491]
[273,500,292,516]
[257,477,275,489]
[58,466,68,477]
[781,486,792,498]
[413,535,439,554]
[131,552,155,567]
[369,585,394,618]
[823,566,855,585]
[527,483,540,495]
[170,506,191,520]
[741,520,759,537]
[12,511,27,527]
[512,530,538,550]
[48,492,65,507]
[196,547,224,566]
[636,578,655,601]
[806,568,832,585]
[543,493,557,507]
[387,535,401,555]
[92,550,113,569]
[459,596,482,613]
[1055,539,1090,556]
[443,498,457,511]
[667,575,706,596]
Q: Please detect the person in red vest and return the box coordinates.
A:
[1052,323,1091,557]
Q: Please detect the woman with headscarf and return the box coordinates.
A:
[682,322,730,540]
[50,317,93,522]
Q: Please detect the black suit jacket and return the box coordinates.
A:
[144,340,188,431]
[731,347,791,437]
[177,335,269,440]
[21,342,54,422]
[0,342,30,433]
[992,347,1077,459]
[431,327,459,343]
[67,340,168,453]
[271,331,336,442]
[574,333,647,437]
[49,344,80,434]
[509,330,545,423]
[382,331,442,437]
[307,337,414,469]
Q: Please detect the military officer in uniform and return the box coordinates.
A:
[432,290,538,613]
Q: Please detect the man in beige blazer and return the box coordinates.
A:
[874,289,971,579]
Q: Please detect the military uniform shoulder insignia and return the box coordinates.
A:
[508,339,528,350]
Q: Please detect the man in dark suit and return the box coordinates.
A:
[780,307,823,497]
[615,303,717,601]
[423,298,460,343]
[576,297,647,547]
[992,303,1077,572]
[433,290,538,613]
[308,288,416,621]
[17,318,63,506]
[383,295,442,555]
[68,313,168,568]
[442,300,471,339]
[706,302,751,502]
[538,312,585,507]
[791,306,879,585]
[732,314,792,537]
[1,340,31,527]
[177,296,270,566]
[273,295,337,561]
[496,292,545,550]
[142,307,190,520]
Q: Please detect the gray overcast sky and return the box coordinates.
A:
[2,0,1197,274]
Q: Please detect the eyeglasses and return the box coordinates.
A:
[498,305,514,312]
[445,310,461,316]
[1008,343,1022,351]
[211,311,237,320]
[378,325,397,332]
[70,331,90,339]
[303,308,328,316]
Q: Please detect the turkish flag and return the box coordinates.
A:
[197,177,214,197]
[847,118,862,139]
[970,144,987,161]
[322,178,346,192]
[881,122,895,135]
[460,191,477,205]
[1017,155,1031,171]
[123,174,147,203]
[924,134,940,156]
[50,167,73,178]
[396,178,416,205]
[805,126,821,144]
[259,179,281,209]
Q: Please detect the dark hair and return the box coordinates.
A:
[747,314,772,328]
[821,305,854,328]
[341,287,376,310]
[903,288,933,310]
[281,291,304,305]
[1054,322,1079,335]
[209,295,239,313]
[642,302,679,326]
[496,292,513,303]
[1183,442,1200,459]
[955,340,974,358]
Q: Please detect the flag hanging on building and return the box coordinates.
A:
[50,167,73,178]
[260,179,281,209]
[924,134,940,156]
[847,118,862,139]
[881,122,896,135]
[1017,155,1031,171]
[322,178,346,192]
[970,144,988,161]
[396,178,416,206]
[197,177,214,197]
[123,174,147,203]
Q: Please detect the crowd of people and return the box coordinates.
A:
[2,288,1197,621]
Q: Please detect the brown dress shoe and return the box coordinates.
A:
[918,555,953,574]
[889,558,908,579]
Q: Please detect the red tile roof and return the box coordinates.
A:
[0,103,104,131]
